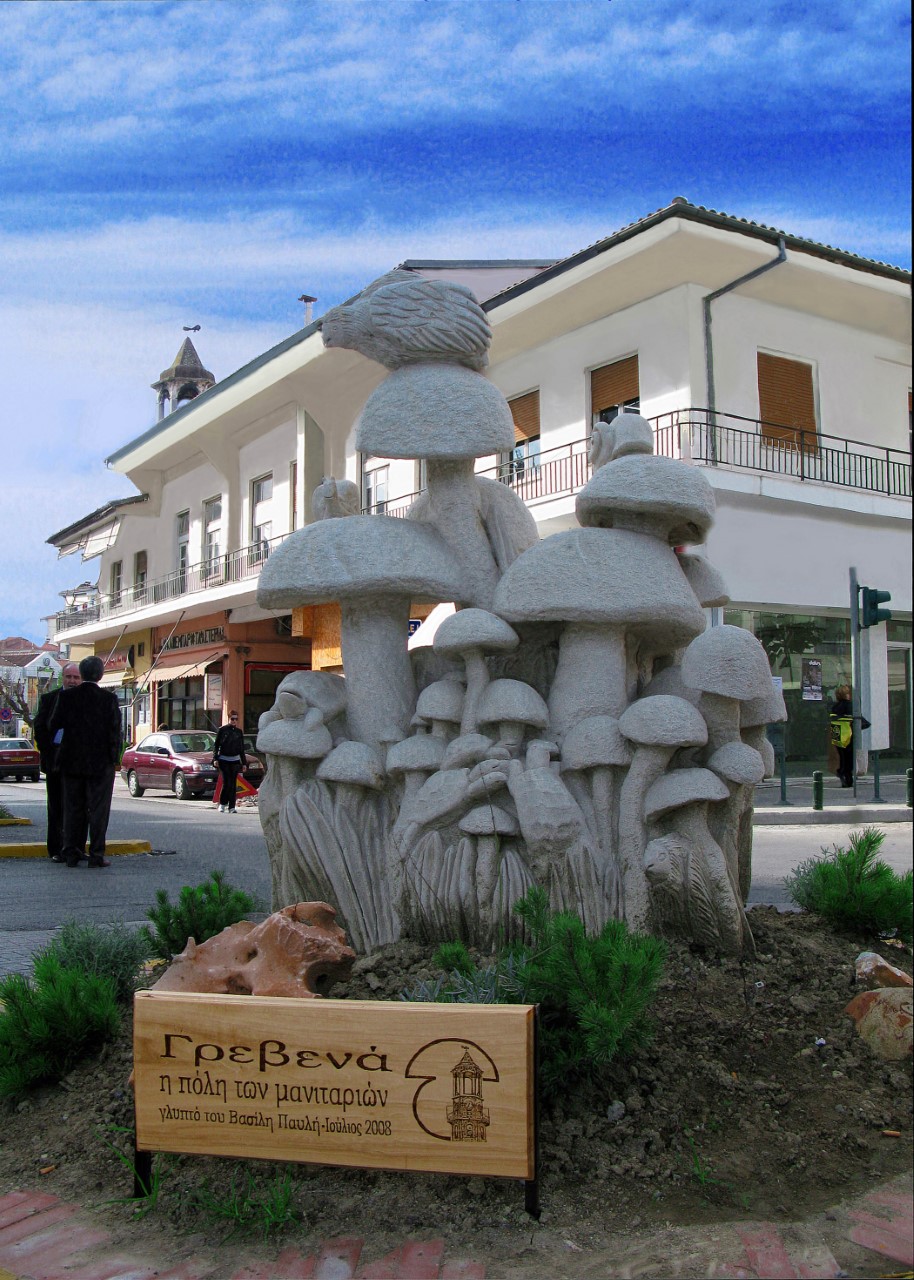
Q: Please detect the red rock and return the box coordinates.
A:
[845,987,913,1061]
[152,901,355,997]
[855,950,914,990]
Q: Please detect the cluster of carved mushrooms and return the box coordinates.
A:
[256,272,784,955]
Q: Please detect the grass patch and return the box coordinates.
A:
[784,827,913,943]
[194,1166,299,1239]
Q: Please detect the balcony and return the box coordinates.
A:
[50,409,909,637]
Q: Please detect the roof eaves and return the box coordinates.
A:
[46,494,148,547]
[482,198,912,312]
[105,319,323,468]
[400,259,556,269]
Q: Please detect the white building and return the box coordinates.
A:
[47,200,911,767]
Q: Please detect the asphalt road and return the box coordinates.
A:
[1,776,911,977]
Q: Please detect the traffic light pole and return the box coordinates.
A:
[849,567,862,799]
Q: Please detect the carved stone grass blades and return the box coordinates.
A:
[252,279,783,958]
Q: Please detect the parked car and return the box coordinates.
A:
[0,738,41,781]
[121,730,264,799]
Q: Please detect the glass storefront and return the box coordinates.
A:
[724,610,913,772]
[155,676,218,732]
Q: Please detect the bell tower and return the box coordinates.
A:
[152,337,215,420]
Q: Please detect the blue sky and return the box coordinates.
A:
[1,0,910,642]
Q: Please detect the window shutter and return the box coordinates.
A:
[508,390,540,443]
[591,356,639,416]
[757,354,817,448]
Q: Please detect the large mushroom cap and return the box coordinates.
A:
[677,553,730,608]
[576,455,716,545]
[561,715,633,771]
[256,719,333,760]
[355,363,515,460]
[619,695,709,748]
[477,679,549,734]
[316,741,385,789]
[707,742,766,785]
[681,625,773,701]
[644,768,730,821]
[274,670,347,721]
[740,683,788,729]
[458,804,519,836]
[492,528,708,646]
[433,608,519,658]
[256,515,466,610]
[415,680,465,727]
[386,735,446,776]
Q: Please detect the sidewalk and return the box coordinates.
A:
[0,1171,910,1278]
[754,772,911,825]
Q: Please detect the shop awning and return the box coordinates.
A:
[98,671,130,688]
[145,660,212,684]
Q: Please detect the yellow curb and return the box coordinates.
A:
[0,817,32,825]
[0,840,152,859]
[0,1266,18,1280]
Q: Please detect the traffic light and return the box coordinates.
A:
[860,586,892,628]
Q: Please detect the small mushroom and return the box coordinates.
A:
[317,741,385,791]
[476,678,549,755]
[415,680,465,741]
[642,767,748,953]
[441,732,503,770]
[587,412,655,471]
[707,741,766,906]
[617,695,708,930]
[386,735,446,801]
[576,455,716,546]
[681,625,774,754]
[433,608,519,734]
[458,803,520,943]
[676,552,730,609]
[561,716,632,898]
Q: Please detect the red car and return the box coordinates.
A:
[0,738,41,781]
[121,730,264,800]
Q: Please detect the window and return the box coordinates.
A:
[251,474,273,562]
[757,353,818,450]
[203,496,222,575]
[176,510,190,584]
[591,355,640,426]
[363,464,389,514]
[110,560,123,607]
[502,390,541,483]
[133,551,147,604]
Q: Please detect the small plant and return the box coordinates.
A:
[141,870,259,960]
[0,802,15,819]
[98,1125,172,1217]
[0,958,120,1100]
[403,887,666,1090]
[194,1166,298,1239]
[785,827,913,943]
[432,940,474,977]
[33,920,152,1004]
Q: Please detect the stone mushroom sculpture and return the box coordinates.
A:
[257,515,466,752]
[681,624,774,754]
[386,734,446,802]
[707,740,766,905]
[560,715,632,906]
[617,694,709,930]
[576,454,716,546]
[458,802,520,945]
[740,682,788,777]
[641,767,748,953]
[476,678,549,755]
[433,608,520,734]
[588,412,655,471]
[493,528,707,739]
[677,552,730,610]
[415,679,465,741]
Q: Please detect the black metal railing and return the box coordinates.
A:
[53,408,909,635]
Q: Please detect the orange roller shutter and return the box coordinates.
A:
[591,355,640,416]
[508,390,540,444]
[757,353,818,450]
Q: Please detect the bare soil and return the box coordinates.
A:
[1,908,911,1278]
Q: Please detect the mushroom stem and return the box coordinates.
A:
[676,807,752,956]
[590,765,622,919]
[700,692,740,754]
[617,744,671,931]
[460,648,489,735]
[425,459,501,609]
[339,597,416,752]
[475,834,500,944]
[549,623,630,741]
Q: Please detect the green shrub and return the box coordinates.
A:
[33,920,152,1004]
[402,887,667,1090]
[785,827,913,943]
[431,941,475,977]
[141,870,258,960]
[0,957,120,1101]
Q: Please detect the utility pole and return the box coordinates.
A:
[849,567,862,798]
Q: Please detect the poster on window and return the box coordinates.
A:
[801,658,823,701]
[206,674,223,712]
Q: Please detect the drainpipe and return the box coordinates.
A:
[703,236,787,462]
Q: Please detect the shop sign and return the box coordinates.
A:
[206,674,223,712]
[134,993,536,1181]
[160,626,225,653]
[104,651,130,672]
[801,657,823,701]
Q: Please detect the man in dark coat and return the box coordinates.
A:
[33,662,82,862]
[49,654,123,868]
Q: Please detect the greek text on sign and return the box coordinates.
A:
[133,993,535,1179]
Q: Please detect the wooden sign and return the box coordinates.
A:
[133,993,536,1181]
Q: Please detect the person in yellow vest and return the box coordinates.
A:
[829,684,869,788]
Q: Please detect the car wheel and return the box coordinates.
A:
[127,771,145,798]
[173,770,191,800]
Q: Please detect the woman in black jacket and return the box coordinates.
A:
[212,711,248,813]
[829,684,869,788]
